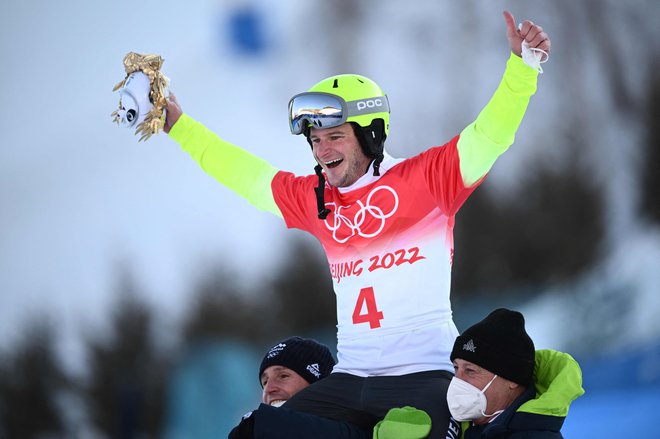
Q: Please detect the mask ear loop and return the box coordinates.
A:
[479,375,505,419]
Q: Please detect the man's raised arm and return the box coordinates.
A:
[164,94,283,217]
[458,10,551,187]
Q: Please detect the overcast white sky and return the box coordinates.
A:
[0,0,308,361]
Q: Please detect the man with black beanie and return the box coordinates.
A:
[229,337,371,439]
[259,336,335,407]
[374,308,584,438]
[444,308,585,438]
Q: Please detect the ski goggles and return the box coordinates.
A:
[288,92,389,135]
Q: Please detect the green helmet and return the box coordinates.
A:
[305,74,389,179]
[293,74,390,220]
[308,74,390,137]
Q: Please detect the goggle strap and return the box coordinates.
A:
[345,95,390,117]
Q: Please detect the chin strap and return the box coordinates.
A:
[372,151,384,176]
[351,121,385,177]
[314,165,331,219]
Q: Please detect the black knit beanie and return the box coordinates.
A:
[258,337,335,387]
[450,308,535,386]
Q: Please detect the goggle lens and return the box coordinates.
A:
[289,93,346,135]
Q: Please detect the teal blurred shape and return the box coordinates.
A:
[164,340,261,439]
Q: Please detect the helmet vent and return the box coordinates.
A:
[333,79,338,88]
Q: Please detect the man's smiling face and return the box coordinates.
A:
[260,365,310,407]
[310,123,371,188]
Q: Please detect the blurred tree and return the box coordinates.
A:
[641,65,660,224]
[84,270,169,439]
[182,267,268,344]
[582,0,660,236]
[269,236,336,336]
[453,159,604,293]
[0,318,68,438]
[181,236,334,346]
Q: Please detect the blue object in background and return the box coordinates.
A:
[561,340,660,437]
[562,386,660,436]
[226,5,267,56]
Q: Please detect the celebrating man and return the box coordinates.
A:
[162,11,551,438]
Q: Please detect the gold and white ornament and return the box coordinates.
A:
[111,52,169,141]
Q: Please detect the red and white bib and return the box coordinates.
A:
[272,136,479,376]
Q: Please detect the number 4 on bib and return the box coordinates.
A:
[352,287,384,329]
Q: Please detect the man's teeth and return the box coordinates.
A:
[270,400,286,407]
[325,158,342,168]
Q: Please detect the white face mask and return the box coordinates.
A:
[446,375,504,422]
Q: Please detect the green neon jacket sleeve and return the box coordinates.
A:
[458,53,539,187]
[519,349,585,417]
[168,114,282,217]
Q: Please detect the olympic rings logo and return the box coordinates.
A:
[324,185,399,243]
